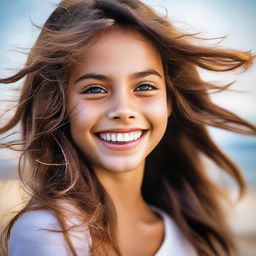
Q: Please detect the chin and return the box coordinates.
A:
[95,160,144,174]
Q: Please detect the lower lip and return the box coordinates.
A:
[95,131,148,151]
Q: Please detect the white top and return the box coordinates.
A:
[150,206,196,256]
[9,206,197,256]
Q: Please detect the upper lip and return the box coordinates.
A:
[95,128,148,133]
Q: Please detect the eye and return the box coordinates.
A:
[135,83,157,92]
[81,86,107,94]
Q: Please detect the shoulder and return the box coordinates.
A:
[11,209,60,231]
[9,209,91,256]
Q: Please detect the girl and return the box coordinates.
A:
[0,0,255,255]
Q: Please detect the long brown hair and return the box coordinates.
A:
[0,0,255,255]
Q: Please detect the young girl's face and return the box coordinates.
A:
[67,27,171,175]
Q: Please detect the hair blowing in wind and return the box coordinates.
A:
[0,0,256,255]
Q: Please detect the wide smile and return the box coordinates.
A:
[94,129,149,151]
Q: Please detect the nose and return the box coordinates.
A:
[108,109,137,120]
[107,91,137,121]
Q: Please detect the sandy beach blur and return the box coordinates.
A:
[228,187,256,256]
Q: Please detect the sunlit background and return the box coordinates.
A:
[0,1,255,255]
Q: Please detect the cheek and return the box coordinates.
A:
[68,101,101,134]
[144,97,169,123]
[68,104,99,155]
[142,97,169,144]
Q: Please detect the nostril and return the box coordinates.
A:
[112,115,136,120]
[108,111,137,120]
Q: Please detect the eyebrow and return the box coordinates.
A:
[74,69,162,84]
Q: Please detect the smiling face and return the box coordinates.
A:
[67,27,171,175]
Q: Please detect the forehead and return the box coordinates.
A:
[69,27,163,80]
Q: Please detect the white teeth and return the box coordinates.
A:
[99,131,143,142]
[117,133,124,141]
[111,134,116,142]
[124,133,130,142]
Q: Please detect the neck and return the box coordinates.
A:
[94,162,150,220]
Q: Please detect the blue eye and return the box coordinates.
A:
[81,86,107,94]
[135,83,157,91]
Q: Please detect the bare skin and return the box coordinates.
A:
[67,27,171,255]
[97,162,164,256]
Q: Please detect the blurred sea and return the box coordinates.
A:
[212,127,256,187]
[224,144,256,185]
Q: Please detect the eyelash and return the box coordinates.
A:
[81,83,157,94]
[82,87,106,94]
[135,83,157,92]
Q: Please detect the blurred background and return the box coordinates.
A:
[0,0,255,255]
